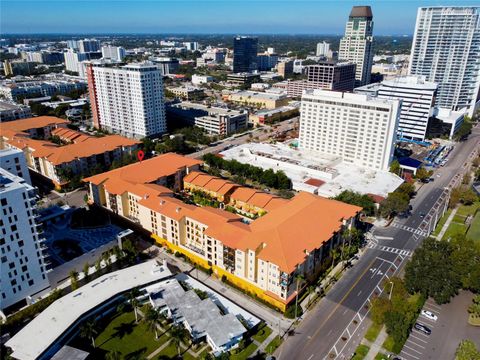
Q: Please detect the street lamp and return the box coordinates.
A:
[388,281,394,300]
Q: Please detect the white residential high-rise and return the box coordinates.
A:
[378,76,438,142]
[299,90,400,171]
[0,168,50,310]
[409,6,480,117]
[101,45,126,61]
[87,62,167,139]
[339,6,374,86]
[64,50,89,74]
[0,148,32,185]
[316,42,330,57]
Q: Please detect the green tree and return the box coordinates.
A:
[397,182,416,198]
[379,192,410,219]
[128,288,141,322]
[333,190,376,216]
[468,296,480,317]
[455,340,480,360]
[384,311,410,349]
[80,319,98,348]
[370,297,392,325]
[83,262,90,282]
[169,324,189,357]
[390,160,401,176]
[69,269,79,290]
[404,238,461,304]
[450,235,480,293]
[415,167,432,182]
[143,305,161,339]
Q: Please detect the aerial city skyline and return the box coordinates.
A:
[1,2,479,360]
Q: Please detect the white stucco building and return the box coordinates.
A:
[0,168,50,310]
[88,62,167,138]
[299,89,401,171]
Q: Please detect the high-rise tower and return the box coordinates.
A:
[339,6,374,86]
[233,36,258,73]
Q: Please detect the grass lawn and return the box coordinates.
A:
[155,342,197,360]
[374,353,389,360]
[432,208,452,236]
[230,341,258,360]
[252,324,273,344]
[467,212,480,243]
[382,335,401,354]
[351,344,370,360]
[364,322,382,343]
[442,221,468,240]
[95,311,167,358]
[265,335,283,354]
[456,201,480,218]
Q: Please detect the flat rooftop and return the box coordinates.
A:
[230,90,286,101]
[150,279,246,348]
[220,142,403,198]
[0,101,28,110]
[6,261,172,360]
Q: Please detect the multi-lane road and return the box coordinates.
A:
[277,125,480,360]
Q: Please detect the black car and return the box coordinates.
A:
[414,322,431,335]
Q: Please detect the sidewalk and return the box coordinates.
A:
[435,206,458,240]
[362,327,388,360]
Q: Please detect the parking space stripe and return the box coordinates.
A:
[412,329,430,338]
[409,334,428,343]
[401,350,420,359]
[406,340,426,349]
[404,345,423,354]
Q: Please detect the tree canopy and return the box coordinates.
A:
[333,190,376,216]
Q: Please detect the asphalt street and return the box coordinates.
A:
[277,125,480,360]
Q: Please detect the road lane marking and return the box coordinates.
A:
[307,355,314,360]
[307,257,379,342]
[357,290,362,296]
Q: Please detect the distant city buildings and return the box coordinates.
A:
[0,101,32,122]
[276,60,294,78]
[167,86,205,101]
[299,90,400,171]
[257,51,279,71]
[226,72,261,86]
[0,168,50,310]
[101,45,126,61]
[233,36,258,73]
[287,61,356,97]
[77,38,101,53]
[3,60,35,76]
[409,6,480,117]
[316,41,330,57]
[339,6,374,86]
[191,74,213,86]
[64,49,101,76]
[167,101,248,136]
[151,57,180,75]
[0,78,87,101]
[227,90,290,109]
[87,62,167,138]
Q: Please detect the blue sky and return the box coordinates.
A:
[1,1,478,35]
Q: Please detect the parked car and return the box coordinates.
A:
[421,309,438,321]
[414,322,432,335]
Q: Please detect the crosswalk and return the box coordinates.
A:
[367,243,412,257]
[391,222,429,237]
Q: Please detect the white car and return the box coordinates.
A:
[421,309,438,321]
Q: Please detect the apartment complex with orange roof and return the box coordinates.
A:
[0,116,139,186]
[85,153,361,311]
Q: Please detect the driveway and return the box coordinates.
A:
[400,291,480,360]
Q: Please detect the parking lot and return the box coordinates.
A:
[400,292,480,360]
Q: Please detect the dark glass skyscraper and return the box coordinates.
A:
[233,36,258,73]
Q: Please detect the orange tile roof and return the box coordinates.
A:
[85,153,203,186]
[0,116,69,133]
[184,171,238,196]
[242,192,361,273]
[230,187,258,203]
[51,127,83,142]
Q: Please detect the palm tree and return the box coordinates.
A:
[80,319,98,348]
[169,324,189,357]
[331,248,340,270]
[105,350,122,360]
[294,274,305,319]
[144,305,161,340]
[128,288,141,322]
